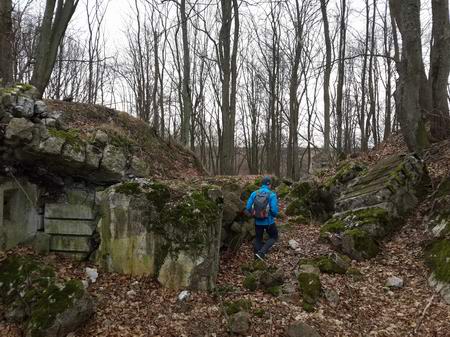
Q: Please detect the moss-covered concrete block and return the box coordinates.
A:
[96,179,223,290]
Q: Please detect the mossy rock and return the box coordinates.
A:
[285,199,311,218]
[0,256,94,337]
[321,207,392,242]
[240,182,259,202]
[342,228,380,260]
[289,181,315,199]
[324,161,367,190]
[320,218,346,239]
[265,286,281,297]
[241,260,267,273]
[48,127,84,151]
[300,255,350,274]
[276,183,291,198]
[114,181,142,195]
[224,299,252,315]
[425,239,450,283]
[243,273,259,291]
[298,272,321,305]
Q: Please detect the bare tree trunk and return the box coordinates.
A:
[31,0,79,97]
[0,0,13,86]
[360,0,370,151]
[180,0,193,146]
[153,29,160,133]
[390,0,429,152]
[335,0,347,154]
[429,0,450,140]
[219,0,239,175]
[320,0,332,153]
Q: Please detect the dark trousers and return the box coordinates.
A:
[253,223,278,257]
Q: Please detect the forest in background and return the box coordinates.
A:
[0,0,449,177]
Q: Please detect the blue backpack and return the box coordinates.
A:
[252,191,270,219]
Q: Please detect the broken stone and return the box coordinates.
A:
[5,117,35,142]
[86,267,98,283]
[229,311,250,335]
[286,321,321,337]
[177,290,190,302]
[386,276,404,288]
[94,130,108,145]
[289,239,300,250]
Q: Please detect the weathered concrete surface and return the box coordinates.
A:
[0,178,40,250]
[96,179,223,290]
[424,177,450,304]
[321,154,427,260]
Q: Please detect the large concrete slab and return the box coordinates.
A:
[44,219,94,236]
[45,204,95,220]
[50,235,90,252]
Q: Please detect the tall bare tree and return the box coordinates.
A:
[390,0,429,152]
[31,0,79,97]
[0,0,13,85]
[429,0,450,141]
[320,0,332,153]
[219,0,239,175]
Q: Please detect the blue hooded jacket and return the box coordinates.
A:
[246,185,279,226]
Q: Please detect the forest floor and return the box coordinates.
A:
[1,138,450,337]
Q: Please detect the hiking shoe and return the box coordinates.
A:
[255,253,265,261]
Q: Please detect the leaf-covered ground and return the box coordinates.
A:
[1,207,449,337]
[1,137,450,337]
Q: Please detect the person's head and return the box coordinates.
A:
[261,176,272,188]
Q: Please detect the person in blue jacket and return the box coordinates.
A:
[245,176,279,260]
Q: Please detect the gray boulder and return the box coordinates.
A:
[5,118,35,142]
[0,256,95,337]
[229,311,250,335]
[287,321,321,337]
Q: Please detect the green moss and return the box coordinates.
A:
[324,161,367,189]
[320,218,346,239]
[289,181,314,199]
[425,239,450,283]
[243,273,259,291]
[302,302,315,312]
[241,260,266,273]
[347,267,363,280]
[27,280,85,336]
[157,189,220,250]
[48,127,84,151]
[299,255,348,274]
[276,183,290,198]
[115,181,142,195]
[285,199,311,217]
[104,129,135,149]
[16,83,34,91]
[0,256,55,304]
[265,286,281,297]
[224,299,252,315]
[298,272,321,305]
[344,228,380,259]
[253,308,265,318]
[241,183,259,201]
[315,256,346,274]
[145,182,171,210]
